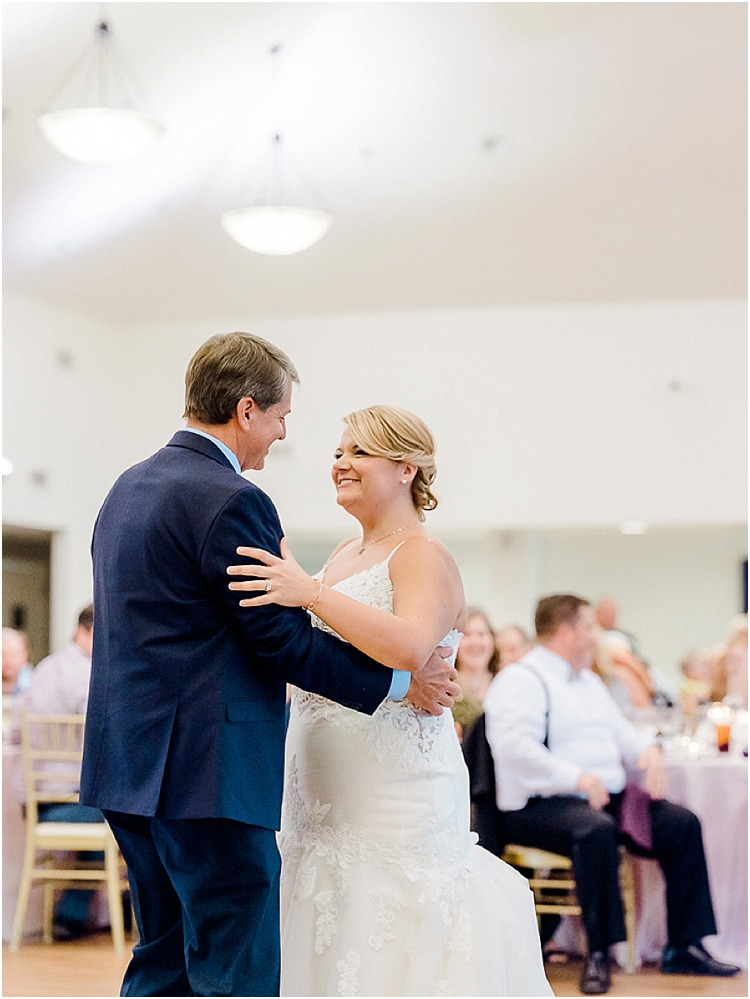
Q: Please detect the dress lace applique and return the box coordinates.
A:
[368,886,407,950]
[337,951,361,997]
[313,890,338,955]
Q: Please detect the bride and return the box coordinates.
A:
[228,405,552,998]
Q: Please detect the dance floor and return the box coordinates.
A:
[2,933,748,998]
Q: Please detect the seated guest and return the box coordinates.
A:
[592,633,654,712]
[20,604,102,941]
[595,598,642,658]
[679,648,713,718]
[711,614,748,709]
[595,597,674,706]
[496,624,532,670]
[2,628,33,696]
[453,607,498,740]
[483,594,739,995]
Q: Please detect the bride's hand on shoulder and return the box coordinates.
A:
[227,538,319,608]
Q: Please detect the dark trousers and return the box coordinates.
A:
[500,794,717,953]
[104,811,281,997]
[37,802,104,926]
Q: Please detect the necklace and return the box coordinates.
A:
[358,526,408,555]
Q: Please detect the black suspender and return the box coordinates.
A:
[517,661,551,749]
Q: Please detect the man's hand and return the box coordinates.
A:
[638,744,667,799]
[576,772,610,810]
[406,646,460,716]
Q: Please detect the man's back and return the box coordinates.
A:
[81,434,291,825]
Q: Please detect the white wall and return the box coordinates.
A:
[3,295,132,647]
[3,292,746,675]
[123,298,748,532]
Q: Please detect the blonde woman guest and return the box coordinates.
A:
[592,633,654,712]
[453,608,499,739]
[711,614,748,707]
[228,405,552,998]
[679,649,713,718]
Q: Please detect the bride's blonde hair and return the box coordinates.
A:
[343,405,438,521]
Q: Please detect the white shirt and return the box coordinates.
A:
[483,644,654,811]
[15,641,92,800]
[22,641,92,717]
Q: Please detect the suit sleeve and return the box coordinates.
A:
[201,483,392,715]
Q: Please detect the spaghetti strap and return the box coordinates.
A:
[385,537,418,562]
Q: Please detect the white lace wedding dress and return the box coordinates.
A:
[279,556,553,997]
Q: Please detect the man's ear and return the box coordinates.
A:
[236,396,255,426]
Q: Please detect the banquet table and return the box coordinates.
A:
[2,742,111,941]
[551,750,747,969]
[632,752,747,968]
[2,744,42,940]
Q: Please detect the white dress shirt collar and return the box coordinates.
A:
[524,644,582,683]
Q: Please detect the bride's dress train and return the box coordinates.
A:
[279,556,553,997]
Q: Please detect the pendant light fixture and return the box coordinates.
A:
[37,18,163,164]
[220,134,334,255]
[220,45,334,256]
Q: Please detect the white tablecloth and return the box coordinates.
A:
[2,745,42,940]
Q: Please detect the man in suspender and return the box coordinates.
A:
[484,594,738,995]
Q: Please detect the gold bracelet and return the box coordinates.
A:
[306,580,324,613]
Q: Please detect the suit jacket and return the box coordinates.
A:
[80,431,392,829]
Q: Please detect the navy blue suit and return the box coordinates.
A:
[81,432,391,995]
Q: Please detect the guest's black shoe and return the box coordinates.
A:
[52,918,86,942]
[579,951,611,994]
[661,942,741,977]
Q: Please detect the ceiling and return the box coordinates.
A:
[2,2,747,324]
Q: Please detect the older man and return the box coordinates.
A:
[484,594,739,995]
[80,332,458,997]
[2,628,32,696]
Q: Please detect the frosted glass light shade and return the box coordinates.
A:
[38,107,163,163]
[220,205,334,255]
[619,520,649,535]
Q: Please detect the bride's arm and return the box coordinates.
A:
[228,538,464,671]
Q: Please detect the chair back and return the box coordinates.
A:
[461,714,507,854]
[18,712,86,823]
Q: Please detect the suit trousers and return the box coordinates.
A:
[105,811,281,997]
[500,793,717,953]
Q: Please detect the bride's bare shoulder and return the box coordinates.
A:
[390,533,461,575]
[390,533,466,628]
